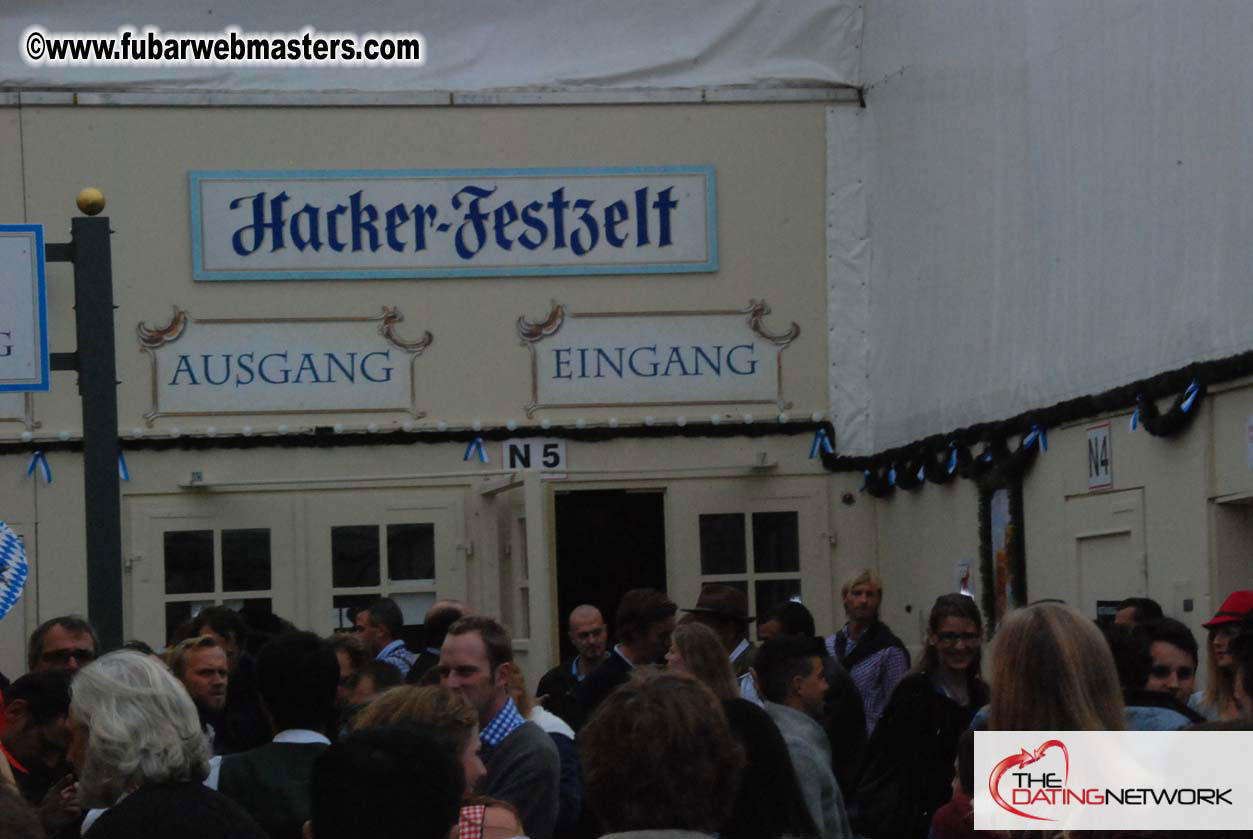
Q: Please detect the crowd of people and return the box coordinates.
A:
[1,575,1251,839]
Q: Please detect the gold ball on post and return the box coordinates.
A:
[76,188,106,216]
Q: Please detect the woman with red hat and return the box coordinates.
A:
[1190,590,1253,720]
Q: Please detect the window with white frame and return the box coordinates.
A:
[697,511,801,617]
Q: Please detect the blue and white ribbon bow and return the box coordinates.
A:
[946,443,959,474]
[1023,425,1048,452]
[860,469,870,492]
[25,451,51,484]
[917,462,927,482]
[118,452,131,482]
[463,437,488,463]
[887,466,897,486]
[0,521,30,620]
[1180,379,1200,414]
[1130,402,1140,431]
[809,428,834,459]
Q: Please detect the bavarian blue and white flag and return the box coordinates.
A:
[0,521,29,621]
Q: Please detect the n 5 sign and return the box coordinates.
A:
[503,438,566,477]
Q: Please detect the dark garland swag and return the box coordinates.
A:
[0,418,829,457]
[830,353,1242,492]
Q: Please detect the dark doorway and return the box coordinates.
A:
[554,489,666,663]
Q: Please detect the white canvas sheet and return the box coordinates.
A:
[0,1,860,92]
[851,0,1253,454]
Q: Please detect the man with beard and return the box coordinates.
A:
[167,636,232,754]
[825,570,909,735]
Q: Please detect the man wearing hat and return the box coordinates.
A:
[682,584,757,679]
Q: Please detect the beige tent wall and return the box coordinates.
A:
[0,99,853,680]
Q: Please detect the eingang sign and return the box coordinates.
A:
[0,225,49,392]
[517,300,799,416]
[191,167,716,280]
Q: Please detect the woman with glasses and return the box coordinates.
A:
[852,594,987,839]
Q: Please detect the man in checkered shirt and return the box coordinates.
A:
[825,569,910,735]
[440,616,560,839]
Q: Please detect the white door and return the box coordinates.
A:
[127,493,297,648]
[670,481,832,634]
[1065,488,1147,621]
[303,489,466,637]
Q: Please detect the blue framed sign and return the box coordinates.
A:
[190,167,717,281]
[0,224,50,392]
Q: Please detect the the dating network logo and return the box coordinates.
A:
[976,731,1246,832]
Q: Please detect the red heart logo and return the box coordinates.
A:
[988,740,1070,821]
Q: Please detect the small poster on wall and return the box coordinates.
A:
[956,561,974,598]
[979,480,1026,633]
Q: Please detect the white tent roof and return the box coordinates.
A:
[1,1,861,93]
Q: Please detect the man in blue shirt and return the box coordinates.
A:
[354,598,416,679]
[440,616,560,839]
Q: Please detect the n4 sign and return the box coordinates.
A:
[1087,423,1112,490]
[503,438,567,476]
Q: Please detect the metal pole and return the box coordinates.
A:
[71,215,123,651]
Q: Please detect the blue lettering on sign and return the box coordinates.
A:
[550,343,761,381]
[225,183,681,261]
[166,351,392,387]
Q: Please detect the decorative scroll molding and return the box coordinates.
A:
[519,299,798,416]
[517,303,566,344]
[744,299,801,347]
[379,306,433,354]
[136,307,188,349]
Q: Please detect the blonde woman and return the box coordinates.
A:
[1190,590,1253,720]
[665,621,739,700]
[988,602,1124,731]
[354,686,526,839]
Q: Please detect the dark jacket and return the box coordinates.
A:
[405,650,441,684]
[218,741,327,839]
[218,653,271,755]
[821,656,866,799]
[853,671,988,839]
[537,658,587,731]
[83,782,267,839]
[577,649,634,716]
[830,621,909,672]
[721,698,820,839]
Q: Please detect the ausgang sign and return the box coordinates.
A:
[136,307,433,424]
[191,167,716,280]
[517,300,800,415]
[0,225,50,392]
